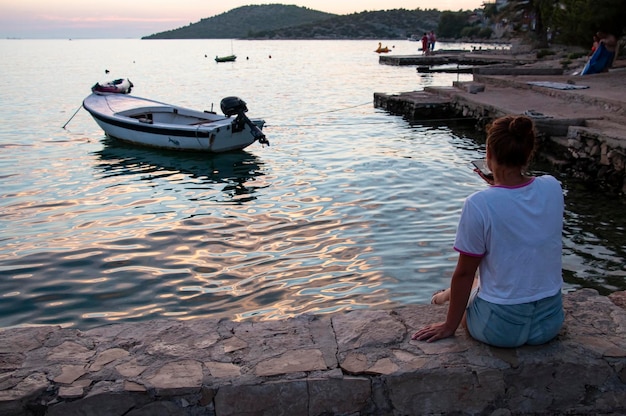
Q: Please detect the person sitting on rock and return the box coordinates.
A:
[588,33,600,57]
[582,31,618,74]
[413,115,565,348]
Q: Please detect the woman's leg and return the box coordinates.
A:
[431,275,478,305]
[431,288,450,304]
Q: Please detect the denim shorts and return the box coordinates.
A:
[466,291,564,348]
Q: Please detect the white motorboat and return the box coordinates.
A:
[83,79,268,153]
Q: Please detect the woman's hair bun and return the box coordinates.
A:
[508,116,534,138]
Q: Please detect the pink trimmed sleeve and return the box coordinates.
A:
[454,246,485,257]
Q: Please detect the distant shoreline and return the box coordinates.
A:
[5,37,512,43]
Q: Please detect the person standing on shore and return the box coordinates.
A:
[412,115,565,348]
[421,33,429,55]
[428,31,436,52]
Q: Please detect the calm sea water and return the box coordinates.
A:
[1,39,624,329]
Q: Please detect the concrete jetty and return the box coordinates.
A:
[1,289,625,415]
[374,63,626,194]
[379,52,538,67]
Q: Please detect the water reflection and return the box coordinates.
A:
[2,38,624,331]
[560,183,626,295]
[92,139,266,205]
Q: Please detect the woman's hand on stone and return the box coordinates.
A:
[411,322,456,342]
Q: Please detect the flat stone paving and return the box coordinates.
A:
[379,53,626,135]
[1,289,625,415]
[471,70,626,119]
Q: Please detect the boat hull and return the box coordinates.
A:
[83,93,265,153]
[215,55,236,62]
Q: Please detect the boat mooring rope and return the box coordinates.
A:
[309,101,372,114]
[266,116,476,128]
[263,100,475,128]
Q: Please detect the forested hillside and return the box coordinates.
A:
[254,9,440,39]
[142,5,440,40]
[143,5,335,39]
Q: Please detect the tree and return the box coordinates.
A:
[552,0,626,47]
[491,0,625,48]
[438,11,471,38]
[499,0,558,47]
[483,2,498,19]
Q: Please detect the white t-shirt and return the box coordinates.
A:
[454,175,564,305]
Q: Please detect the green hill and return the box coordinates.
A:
[142,4,335,39]
[254,9,441,39]
[142,4,441,40]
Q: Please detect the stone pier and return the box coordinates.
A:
[1,289,625,415]
[374,67,626,194]
[378,52,538,67]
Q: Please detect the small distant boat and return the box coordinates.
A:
[83,79,268,153]
[91,78,134,94]
[215,55,237,63]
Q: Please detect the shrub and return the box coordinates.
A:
[536,49,556,59]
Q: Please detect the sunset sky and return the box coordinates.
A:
[0,0,486,39]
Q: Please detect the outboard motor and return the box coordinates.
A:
[220,96,248,116]
[220,96,269,146]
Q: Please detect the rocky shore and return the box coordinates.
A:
[1,289,625,415]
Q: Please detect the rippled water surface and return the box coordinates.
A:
[1,39,624,329]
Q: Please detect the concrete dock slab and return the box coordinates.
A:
[374,62,626,192]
